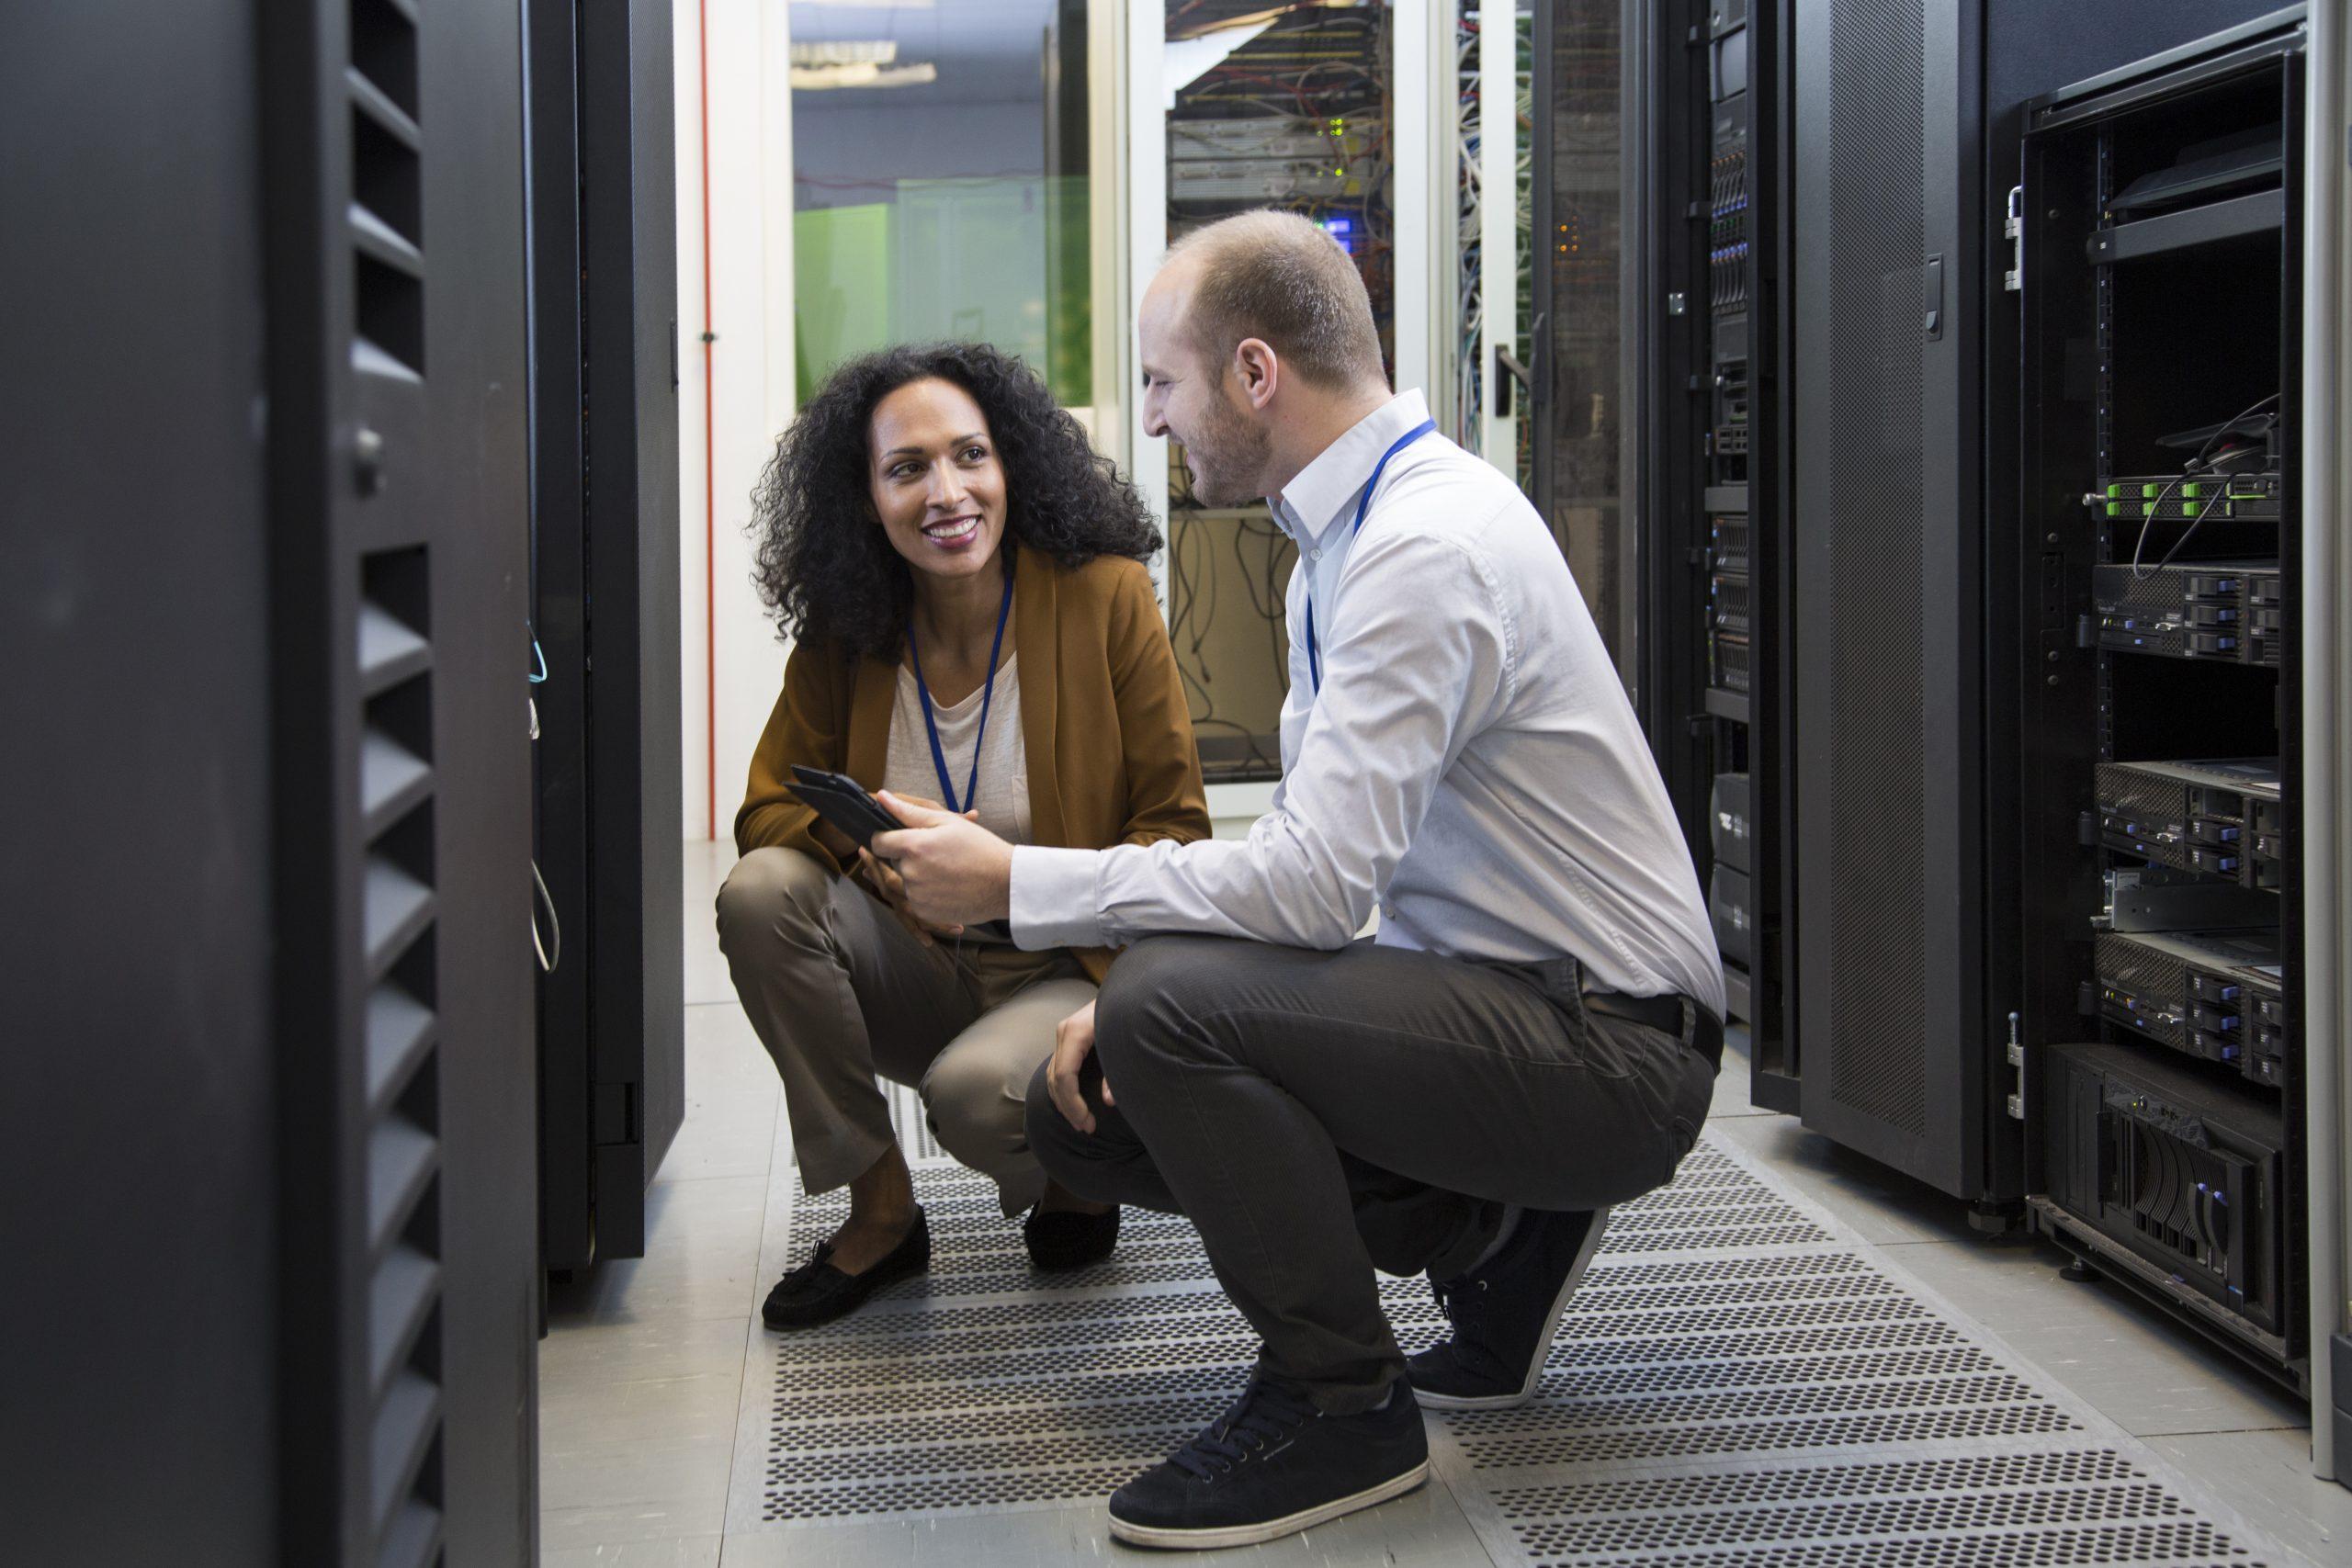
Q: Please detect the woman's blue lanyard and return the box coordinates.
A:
[1304,419,1436,695]
[907,570,1014,814]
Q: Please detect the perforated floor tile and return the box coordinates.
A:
[723,1131,2311,1566]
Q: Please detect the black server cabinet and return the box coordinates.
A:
[527,0,686,1271]
[2013,7,2312,1391]
[1664,0,1796,1106]
[1788,0,1992,1197]
[7,1,542,1562]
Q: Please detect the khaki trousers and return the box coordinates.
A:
[716,846,1094,1216]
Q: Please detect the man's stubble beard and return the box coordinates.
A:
[1183,391,1273,508]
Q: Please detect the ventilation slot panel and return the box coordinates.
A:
[364,963,436,1116]
[360,673,432,842]
[368,1241,439,1396]
[377,1501,443,1568]
[362,848,434,981]
[368,1370,439,1534]
[348,0,423,375]
[348,0,419,121]
[356,526,443,1562]
[360,729,431,840]
[367,1115,435,1259]
[357,600,430,694]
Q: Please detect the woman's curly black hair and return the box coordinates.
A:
[749,342,1162,661]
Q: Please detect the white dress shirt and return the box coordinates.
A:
[1011,389,1724,1017]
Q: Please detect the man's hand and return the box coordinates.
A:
[852,792,973,946]
[855,846,956,946]
[1046,999,1113,1134]
[871,790,1015,929]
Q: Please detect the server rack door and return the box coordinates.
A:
[4,6,280,1562]
[1791,0,1989,1195]
[581,0,685,1258]
[527,0,684,1270]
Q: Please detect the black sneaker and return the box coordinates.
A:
[761,1208,929,1330]
[1023,1202,1121,1270]
[1105,1375,1429,1550]
[1406,1206,1610,1409]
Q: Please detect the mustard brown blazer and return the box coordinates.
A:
[734,547,1212,983]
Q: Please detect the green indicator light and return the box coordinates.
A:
[2143,482,2161,498]
[2181,482,2203,498]
[2107,502,2122,516]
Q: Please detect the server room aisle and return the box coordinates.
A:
[535,843,2352,1567]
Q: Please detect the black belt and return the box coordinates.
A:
[1582,989,1724,1069]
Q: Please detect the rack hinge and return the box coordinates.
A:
[2004,186,2024,293]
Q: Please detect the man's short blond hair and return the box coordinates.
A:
[1167,209,1386,389]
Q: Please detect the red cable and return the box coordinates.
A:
[698,0,717,841]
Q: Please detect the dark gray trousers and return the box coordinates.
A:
[1023,935,1717,1415]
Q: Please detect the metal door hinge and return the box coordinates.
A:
[2004,1011,2027,1121]
[2003,186,2024,293]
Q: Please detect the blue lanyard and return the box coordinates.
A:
[907,570,1014,815]
[1304,419,1435,694]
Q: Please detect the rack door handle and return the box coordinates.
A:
[1494,345,1534,416]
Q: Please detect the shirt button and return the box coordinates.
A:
[1310,547,1322,561]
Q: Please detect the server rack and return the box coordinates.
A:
[526,0,686,1273]
[13,1,545,1558]
[1611,0,1794,1107]
[1530,0,1637,682]
[1160,0,1399,784]
[2013,7,2315,1392]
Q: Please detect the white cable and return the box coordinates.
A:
[531,857,561,974]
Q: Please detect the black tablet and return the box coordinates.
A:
[788,764,901,850]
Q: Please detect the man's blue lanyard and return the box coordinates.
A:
[907,570,1014,814]
[1304,418,1436,694]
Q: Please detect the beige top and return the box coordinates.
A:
[887,655,1029,945]
[886,654,1031,843]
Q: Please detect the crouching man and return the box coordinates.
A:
[876,209,1724,1551]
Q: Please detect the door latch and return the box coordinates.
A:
[2004,185,2024,293]
[2004,1011,2026,1121]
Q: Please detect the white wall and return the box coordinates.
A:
[677,0,797,842]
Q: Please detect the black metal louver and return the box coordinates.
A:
[346,10,448,1562]
[263,0,477,1560]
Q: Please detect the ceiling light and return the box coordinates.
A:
[790,61,940,90]
[790,39,899,67]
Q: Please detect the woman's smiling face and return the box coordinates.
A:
[866,377,1009,584]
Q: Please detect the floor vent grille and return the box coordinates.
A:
[742,1131,2287,1566]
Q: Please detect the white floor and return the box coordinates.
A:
[536,840,2352,1566]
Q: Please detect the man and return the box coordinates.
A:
[876,209,1723,1551]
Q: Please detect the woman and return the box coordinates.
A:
[718,343,1210,1330]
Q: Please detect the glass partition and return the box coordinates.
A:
[1160,0,1396,781]
[788,0,1092,406]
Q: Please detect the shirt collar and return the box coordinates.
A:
[1271,389,1432,547]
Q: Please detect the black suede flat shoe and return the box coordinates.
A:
[1023,1202,1120,1270]
[762,1207,930,1329]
